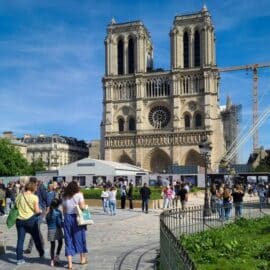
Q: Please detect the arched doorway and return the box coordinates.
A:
[144,148,171,173]
[185,149,204,167]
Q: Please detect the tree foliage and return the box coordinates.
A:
[254,154,270,172]
[29,158,46,175]
[0,139,30,176]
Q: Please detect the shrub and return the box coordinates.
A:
[82,186,162,200]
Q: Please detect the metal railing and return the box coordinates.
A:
[160,200,270,270]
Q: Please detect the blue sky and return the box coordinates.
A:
[0,0,269,163]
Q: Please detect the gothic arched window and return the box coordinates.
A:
[195,113,202,128]
[117,39,124,75]
[128,117,136,131]
[184,114,191,129]
[118,117,124,132]
[194,30,200,67]
[183,32,189,68]
[128,38,135,74]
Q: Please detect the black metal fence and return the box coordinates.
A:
[160,200,270,270]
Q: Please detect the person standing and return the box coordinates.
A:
[25,178,46,254]
[231,184,245,218]
[223,186,232,220]
[210,183,217,214]
[15,181,44,265]
[101,186,109,213]
[163,186,174,209]
[127,182,134,209]
[257,184,267,208]
[108,186,117,215]
[46,198,64,267]
[46,183,56,213]
[0,186,5,216]
[5,183,15,214]
[62,181,88,269]
[120,184,127,209]
[172,181,180,208]
[140,183,151,214]
[178,183,188,210]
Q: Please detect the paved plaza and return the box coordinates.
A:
[0,193,262,270]
[0,193,206,270]
[0,207,163,270]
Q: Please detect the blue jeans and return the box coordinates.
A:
[109,200,116,215]
[16,215,44,260]
[216,200,224,219]
[27,212,44,251]
[234,202,243,217]
[102,198,109,213]
[142,199,149,213]
[224,202,232,220]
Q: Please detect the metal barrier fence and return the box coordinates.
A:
[160,200,270,270]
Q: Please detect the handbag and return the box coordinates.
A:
[6,195,22,229]
[75,205,94,226]
[6,206,19,229]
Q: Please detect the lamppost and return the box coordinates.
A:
[199,139,212,217]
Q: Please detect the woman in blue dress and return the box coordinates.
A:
[62,181,88,269]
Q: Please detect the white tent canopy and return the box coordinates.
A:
[58,158,149,177]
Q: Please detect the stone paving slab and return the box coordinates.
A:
[0,193,260,270]
[0,207,161,270]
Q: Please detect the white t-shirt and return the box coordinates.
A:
[62,192,84,214]
[108,190,117,201]
[101,191,109,198]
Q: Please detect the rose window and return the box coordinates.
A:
[148,106,171,128]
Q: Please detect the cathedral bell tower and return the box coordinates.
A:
[101,7,225,172]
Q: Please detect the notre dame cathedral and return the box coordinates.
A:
[101,6,226,173]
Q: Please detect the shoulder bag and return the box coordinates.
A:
[75,204,94,226]
[6,195,22,229]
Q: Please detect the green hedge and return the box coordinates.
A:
[82,186,162,200]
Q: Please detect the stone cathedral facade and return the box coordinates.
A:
[101,6,225,172]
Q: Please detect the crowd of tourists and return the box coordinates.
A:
[100,181,152,214]
[0,178,88,269]
[161,181,190,210]
[210,181,270,220]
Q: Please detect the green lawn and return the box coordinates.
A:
[180,216,270,270]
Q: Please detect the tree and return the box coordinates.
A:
[29,158,46,175]
[254,154,270,172]
[0,139,31,176]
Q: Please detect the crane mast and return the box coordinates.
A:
[218,63,270,153]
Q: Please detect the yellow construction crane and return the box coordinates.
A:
[218,63,270,152]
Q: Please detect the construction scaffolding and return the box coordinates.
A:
[220,96,242,164]
[219,63,270,152]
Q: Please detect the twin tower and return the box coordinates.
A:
[101,6,225,172]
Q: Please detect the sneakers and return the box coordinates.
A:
[17,259,26,265]
[24,249,31,254]
[50,260,54,267]
[54,255,60,263]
